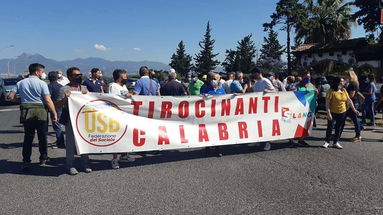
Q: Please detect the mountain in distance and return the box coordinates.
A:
[0,53,171,76]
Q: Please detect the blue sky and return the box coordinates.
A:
[0,0,365,64]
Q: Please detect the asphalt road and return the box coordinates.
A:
[1,105,383,215]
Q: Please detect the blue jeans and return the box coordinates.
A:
[325,112,346,144]
[52,109,65,147]
[362,100,376,125]
[346,105,361,137]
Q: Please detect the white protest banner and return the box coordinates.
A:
[68,91,316,154]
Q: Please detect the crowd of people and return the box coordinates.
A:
[7,63,382,175]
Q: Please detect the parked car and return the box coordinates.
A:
[124,78,138,92]
[0,78,22,104]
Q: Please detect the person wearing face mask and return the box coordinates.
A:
[323,77,359,149]
[56,70,70,86]
[200,72,226,157]
[200,72,226,96]
[108,69,135,169]
[56,67,92,175]
[7,63,58,171]
[188,74,205,95]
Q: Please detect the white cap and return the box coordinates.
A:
[170,68,176,74]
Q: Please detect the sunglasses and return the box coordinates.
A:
[73,74,83,77]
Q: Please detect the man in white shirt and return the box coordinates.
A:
[251,67,276,151]
[252,68,276,93]
[222,72,234,93]
[108,69,135,169]
[56,70,70,86]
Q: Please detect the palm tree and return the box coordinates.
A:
[296,0,354,44]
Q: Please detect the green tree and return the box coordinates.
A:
[296,0,354,44]
[353,0,383,42]
[222,35,256,73]
[263,0,307,74]
[236,34,257,73]
[260,29,284,60]
[169,41,192,78]
[194,22,220,75]
[222,49,240,73]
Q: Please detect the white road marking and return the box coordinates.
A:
[0,108,18,112]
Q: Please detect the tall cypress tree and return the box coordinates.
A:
[222,49,240,73]
[236,34,257,73]
[169,41,192,78]
[222,35,256,73]
[260,29,284,60]
[194,22,220,75]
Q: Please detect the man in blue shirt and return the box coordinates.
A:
[200,72,226,96]
[230,72,248,94]
[83,68,104,93]
[8,63,58,170]
[133,66,160,96]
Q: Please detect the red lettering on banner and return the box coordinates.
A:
[274,96,279,113]
[195,100,206,118]
[132,101,143,116]
[178,101,189,119]
[257,120,263,137]
[148,101,155,118]
[160,102,172,118]
[211,99,216,117]
[198,124,209,142]
[179,125,188,144]
[158,126,170,145]
[218,123,229,140]
[133,128,145,147]
[221,99,231,116]
[235,98,244,115]
[262,97,270,113]
[238,122,248,139]
[249,97,258,114]
[272,119,281,136]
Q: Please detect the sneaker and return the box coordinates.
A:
[322,142,330,148]
[21,162,31,171]
[263,142,271,151]
[39,159,48,166]
[333,142,343,149]
[84,167,92,173]
[120,154,135,162]
[351,136,362,142]
[68,167,79,175]
[111,159,119,169]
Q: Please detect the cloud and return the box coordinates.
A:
[133,48,141,52]
[94,44,109,51]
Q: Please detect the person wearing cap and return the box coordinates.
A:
[251,67,276,151]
